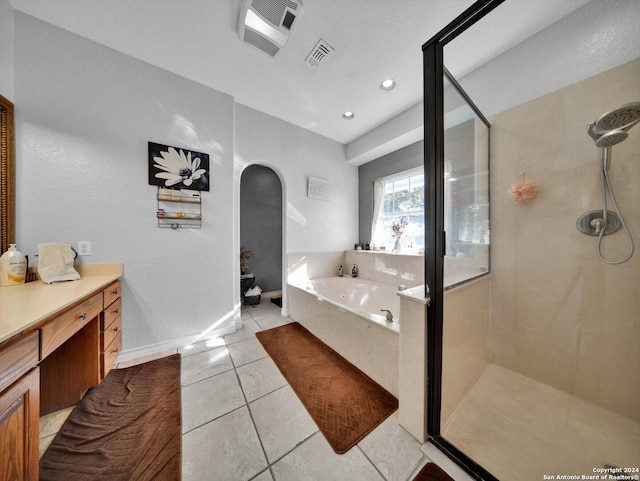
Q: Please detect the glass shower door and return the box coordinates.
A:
[431,3,640,479]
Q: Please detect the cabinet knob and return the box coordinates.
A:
[113,326,119,333]
[113,308,119,315]
[113,347,119,354]
[78,312,87,320]
[111,289,118,295]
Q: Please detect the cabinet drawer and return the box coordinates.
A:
[101,298,121,330]
[100,314,121,351]
[101,331,122,379]
[0,331,39,393]
[40,292,102,359]
[103,280,121,310]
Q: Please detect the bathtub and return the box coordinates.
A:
[288,276,400,396]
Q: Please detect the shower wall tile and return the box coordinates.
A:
[441,276,492,426]
[489,58,640,421]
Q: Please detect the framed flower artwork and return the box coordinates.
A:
[148,142,210,191]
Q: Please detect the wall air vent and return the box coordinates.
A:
[238,0,303,57]
[305,39,334,67]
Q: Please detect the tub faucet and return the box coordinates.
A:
[380,309,394,323]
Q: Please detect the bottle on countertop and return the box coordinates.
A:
[351,264,358,278]
[0,244,27,286]
[338,265,344,277]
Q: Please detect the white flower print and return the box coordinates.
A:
[153,147,207,187]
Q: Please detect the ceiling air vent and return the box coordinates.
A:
[305,39,334,67]
[238,0,303,57]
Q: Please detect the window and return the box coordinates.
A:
[372,168,424,252]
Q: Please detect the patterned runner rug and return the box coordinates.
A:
[256,322,398,454]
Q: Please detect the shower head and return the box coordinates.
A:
[592,101,640,135]
[594,129,629,148]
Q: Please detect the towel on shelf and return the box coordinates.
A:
[37,243,81,284]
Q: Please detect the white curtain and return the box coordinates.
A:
[371,180,385,244]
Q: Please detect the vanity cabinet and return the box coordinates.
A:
[100,280,122,379]
[0,332,40,481]
[0,266,122,480]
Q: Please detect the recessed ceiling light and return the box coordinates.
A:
[380,79,396,91]
[342,111,355,120]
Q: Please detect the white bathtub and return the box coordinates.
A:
[288,276,400,396]
[297,276,401,332]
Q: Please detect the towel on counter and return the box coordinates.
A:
[37,243,81,284]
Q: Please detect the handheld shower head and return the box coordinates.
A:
[592,101,640,135]
[594,129,629,148]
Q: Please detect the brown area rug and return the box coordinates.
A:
[412,462,455,481]
[255,322,398,454]
[40,354,182,481]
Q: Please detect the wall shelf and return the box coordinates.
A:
[157,187,202,229]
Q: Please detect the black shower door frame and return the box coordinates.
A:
[422,1,504,480]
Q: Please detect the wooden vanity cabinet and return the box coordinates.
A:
[0,332,40,481]
[0,267,122,481]
[100,280,122,379]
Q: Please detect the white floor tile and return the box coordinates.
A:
[182,370,246,433]
[358,413,425,481]
[249,385,318,463]
[228,337,269,367]
[225,320,263,344]
[182,406,267,481]
[248,306,283,322]
[236,356,287,402]
[39,407,74,438]
[39,434,56,459]
[181,345,233,386]
[179,337,226,358]
[116,348,178,369]
[250,469,274,481]
[255,315,292,331]
[271,432,386,481]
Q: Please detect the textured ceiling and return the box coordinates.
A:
[9,0,592,144]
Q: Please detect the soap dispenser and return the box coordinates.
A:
[338,265,344,277]
[351,264,358,278]
[0,244,27,286]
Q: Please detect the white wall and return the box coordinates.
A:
[0,0,14,100]
[11,12,355,352]
[345,0,640,162]
[234,103,358,255]
[450,0,640,118]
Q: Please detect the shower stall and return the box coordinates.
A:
[423,1,640,480]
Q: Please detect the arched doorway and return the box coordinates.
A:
[240,164,283,307]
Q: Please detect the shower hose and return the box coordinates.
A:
[597,147,635,264]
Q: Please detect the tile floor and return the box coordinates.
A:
[40,300,472,481]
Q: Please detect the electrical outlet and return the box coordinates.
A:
[77,241,91,256]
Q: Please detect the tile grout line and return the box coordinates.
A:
[226,330,276,481]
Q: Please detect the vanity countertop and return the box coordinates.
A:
[0,263,123,345]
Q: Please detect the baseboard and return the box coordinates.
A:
[115,324,236,364]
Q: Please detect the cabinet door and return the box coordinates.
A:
[0,367,39,481]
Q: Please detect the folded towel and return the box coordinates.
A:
[245,286,262,297]
[37,243,81,284]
